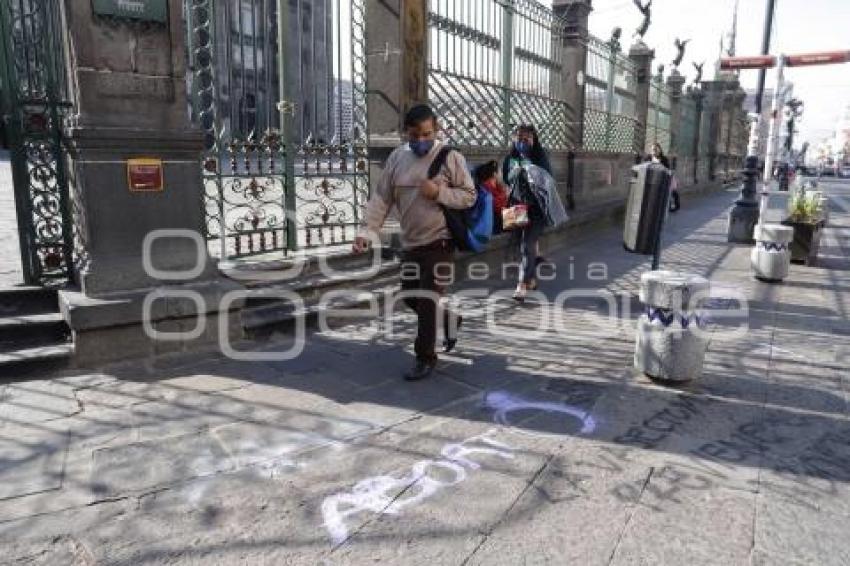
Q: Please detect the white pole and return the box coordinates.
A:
[747,112,761,158]
[763,56,786,183]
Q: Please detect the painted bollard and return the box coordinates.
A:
[751,224,794,282]
[635,271,710,382]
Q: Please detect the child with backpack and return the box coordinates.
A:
[473,161,509,234]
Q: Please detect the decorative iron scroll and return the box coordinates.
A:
[186,0,370,259]
[0,0,74,285]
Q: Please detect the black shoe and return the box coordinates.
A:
[443,315,463,353]
[404,359,437,382]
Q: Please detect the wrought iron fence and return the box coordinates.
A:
[186,0,369,260]
[427,0,574,150]
[582,34,639,153]
[0,0,74,285]
[646,77,671,155]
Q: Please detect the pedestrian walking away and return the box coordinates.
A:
[353,104,476,382]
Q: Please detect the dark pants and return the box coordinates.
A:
[670,191,681,212]
[518,222,545,284]
[401,240,454,362]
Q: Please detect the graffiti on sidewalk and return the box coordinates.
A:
[612,393,712,450]
[573,399,850,514]
[321,430,514,546]
[483,390,597,434]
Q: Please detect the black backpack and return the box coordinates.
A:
[427,146,474,252]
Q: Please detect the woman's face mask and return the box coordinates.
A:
[514,141,530,156]
[409,140,435,157]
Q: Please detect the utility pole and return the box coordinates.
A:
[755,0,777,117]
[762,56,787,184]
[727,0,777,243]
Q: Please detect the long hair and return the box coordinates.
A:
[649,142,671,169]
[508,124,547,163]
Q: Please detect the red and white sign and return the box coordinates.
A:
[720,55,777,70]
[721,50,850,70]
[786,50,850,67]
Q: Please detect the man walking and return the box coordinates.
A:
[353,104,476,381]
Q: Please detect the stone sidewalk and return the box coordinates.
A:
[1,180,848,565]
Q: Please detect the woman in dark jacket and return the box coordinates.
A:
[648,142,680,212]
[502,124,552,301]
[502,124,552,181]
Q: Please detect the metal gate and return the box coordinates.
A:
[185,0,369,260]
[0,0,73,285]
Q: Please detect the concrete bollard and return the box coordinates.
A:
[635,271,710,383]
[751,224,794,282]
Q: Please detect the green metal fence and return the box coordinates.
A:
[427,0,573,150]
[186,0,370,260]
[582,34,639,153]
[0,0,74,285]
[646,77,671,155]
[673,92,699,181]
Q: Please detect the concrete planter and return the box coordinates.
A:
[782,219,825,265]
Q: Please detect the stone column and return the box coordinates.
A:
[732,90,748,162]
[691,88,705,184]
[366,0,429,179]
[629,42,655,156]
[59,1,243,365]
[666,70,686,163]
[553,0,592,149]
[365,0,427,135]
[700,79,726,182]
[718,75,742,178]
[718,76,760,243]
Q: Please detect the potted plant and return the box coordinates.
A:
[782,189,825,265]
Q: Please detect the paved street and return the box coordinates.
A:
[1,180,849,565]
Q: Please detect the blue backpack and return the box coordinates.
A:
[428,148,494,252]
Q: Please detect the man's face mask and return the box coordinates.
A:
[409,140,435,157]
[407,118,437,157]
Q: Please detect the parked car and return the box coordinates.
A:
[840,166,850,178]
